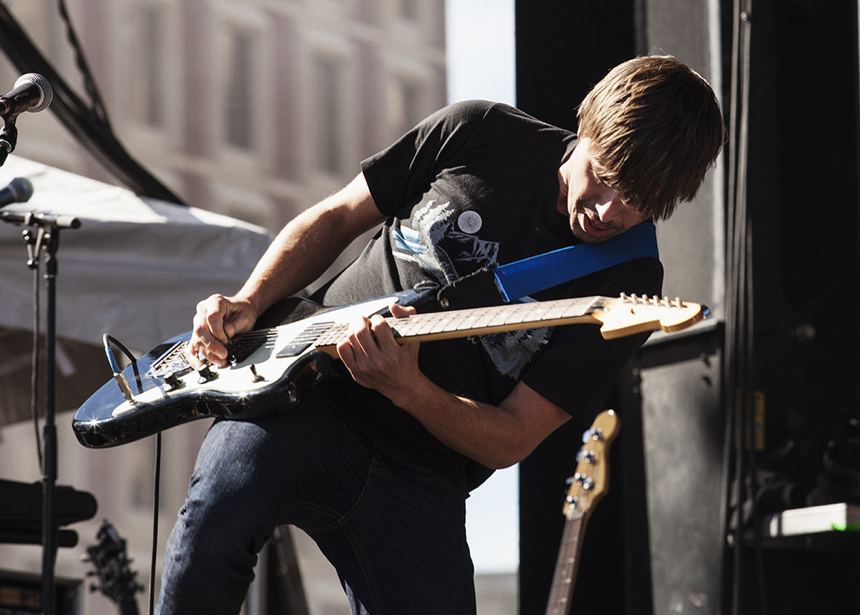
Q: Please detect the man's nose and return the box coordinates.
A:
[594,193,622,222]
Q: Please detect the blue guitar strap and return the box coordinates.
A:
[436,222,658,309]
[493,222,658,301]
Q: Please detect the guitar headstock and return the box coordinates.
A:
[591,294,708,340]
[563,409,620,518]
[84,520,142,611]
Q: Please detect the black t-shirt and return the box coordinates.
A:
[312,100,662,485]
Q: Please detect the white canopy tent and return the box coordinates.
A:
[0,155,273,426]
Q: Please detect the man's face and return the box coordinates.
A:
[557,138,649,243]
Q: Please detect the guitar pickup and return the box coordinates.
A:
[276,322,334,358]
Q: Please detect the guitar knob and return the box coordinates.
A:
[196,365,218,384]
[163,373,183,390]
[249,364,265,383]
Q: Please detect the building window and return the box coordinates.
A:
[224,28,255,150]
[388,77,423,141]
[312,54,344,175]
[131,4,166,127]
[394,0,421,21]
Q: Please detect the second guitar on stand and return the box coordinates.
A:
[545,409,619,615]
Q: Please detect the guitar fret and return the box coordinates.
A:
[499,305,534,325]
[452,311,486,331]
[467,310,497,329]
[313,323,348,347]
[544,305,571,319]
[397,313,439,336]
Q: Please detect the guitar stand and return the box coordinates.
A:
[1,209,81,615]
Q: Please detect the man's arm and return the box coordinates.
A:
[191,173,386,366]
[337,305,571,469]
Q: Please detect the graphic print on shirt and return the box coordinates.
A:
[392,199,551,378]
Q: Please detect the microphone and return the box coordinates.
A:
[0,74,53,119]
[0,176,34,207]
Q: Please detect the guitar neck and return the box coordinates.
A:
[544,409,619,615]
[545,512,587,615]
[118,599,140,615]
[314,296,601,352]
[306,294,703,357]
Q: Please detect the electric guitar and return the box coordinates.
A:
[83,520,142,615]
[545,409,619,615]
[73,290,704,449]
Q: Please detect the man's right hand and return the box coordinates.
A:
[183,172,384,370]
[187,294,258,368]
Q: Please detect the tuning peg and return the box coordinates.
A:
[573,472,594,490]
[576,449,596,464]
[582,427,604,443]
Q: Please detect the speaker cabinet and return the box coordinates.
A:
[0,571,81,615]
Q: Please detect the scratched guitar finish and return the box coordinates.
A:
[73,293,705,449]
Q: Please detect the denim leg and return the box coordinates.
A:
[156,387,375,615]
[156,384,476,615]
[306,454,477,615]
[156,416,262,615]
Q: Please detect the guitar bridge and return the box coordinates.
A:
[147,341,194,386]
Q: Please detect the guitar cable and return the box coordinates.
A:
[102,335,160,614]
[103,334,143,396]
[150,432,162,615]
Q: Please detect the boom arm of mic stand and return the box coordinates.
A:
[0,210,81,229]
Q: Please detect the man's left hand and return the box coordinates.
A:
[336,302,422,404]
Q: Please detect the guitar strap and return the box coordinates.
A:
[436,222,658,309]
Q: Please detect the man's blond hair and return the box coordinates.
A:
[577,56,725,220]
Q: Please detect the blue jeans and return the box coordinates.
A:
[156,384,477,615]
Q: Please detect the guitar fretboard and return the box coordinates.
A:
[546,510,585,615]
[314,296,600,348]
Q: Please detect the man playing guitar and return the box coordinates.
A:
[156,56,724,615]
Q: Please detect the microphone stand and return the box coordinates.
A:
[0,119,17,167]
[1,209,81,615]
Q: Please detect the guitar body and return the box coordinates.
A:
[73,291,704,449]
[72,294,398,448]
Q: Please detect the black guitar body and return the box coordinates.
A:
[72,297,349,449]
